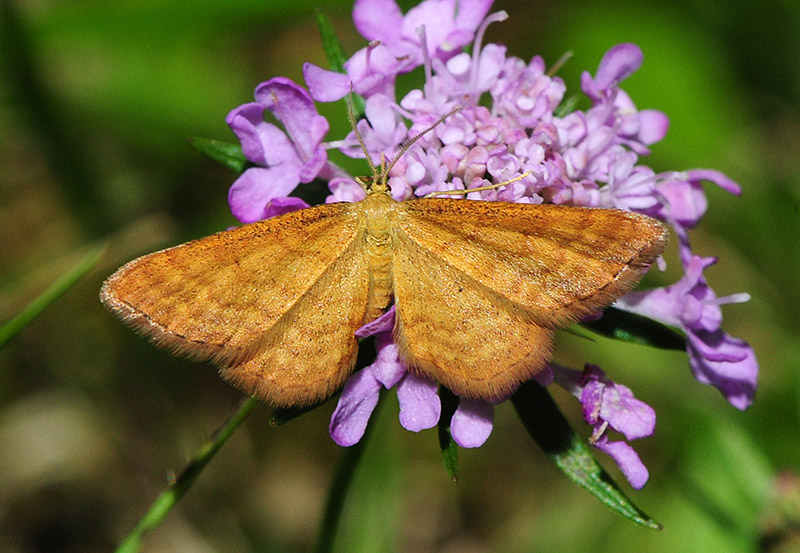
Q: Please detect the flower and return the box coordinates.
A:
[304,0,495,103]
[616,255,756,409]
[553,364,656,489]
[225,0,757,486]
[226,78,338,223]
[353,0,494,66]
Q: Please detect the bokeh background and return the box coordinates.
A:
[1,0,798,552]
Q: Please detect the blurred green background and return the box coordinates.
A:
[1,0,798,551]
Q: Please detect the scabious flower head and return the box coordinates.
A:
[225,0,757,488]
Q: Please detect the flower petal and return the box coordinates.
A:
[226,103,270,165]
[397,374,441,431]
[355,307,396,338]
[577,365,655,440]
[329,368,382,446]
[255,77,330,167]
[637,109,669,145]
[451,398,494,448]
[596,384,656,441]
[261,196,310,219]
[353,0,404,44]
[303,62,353,102]
[228,166,301,223]
[452,0,495,38]
[226,104,302,169]
[593,436,650,489]
[594,43,643,91]
[369,335,406,389]
[657,177,708,228]
[687,168,742,196]
[688,330,758,410]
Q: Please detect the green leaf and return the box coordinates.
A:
[0,244,105,349]
[582,306,686,350]
[437,387,460,482]
[315,9,348,74]
[511,380,661,529]
[188,137,247,173]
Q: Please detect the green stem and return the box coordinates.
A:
[313,394,382,553]
[114,396,259,553]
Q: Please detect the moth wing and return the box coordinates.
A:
[396,199,668,327]
[391,223,555,401]
[220,232,373,406]
[391,199,667,400]
[101,203,371,406]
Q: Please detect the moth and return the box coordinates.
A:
[101,112,668,407]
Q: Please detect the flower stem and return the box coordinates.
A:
[114,396,259,553]
[313,393,383,553]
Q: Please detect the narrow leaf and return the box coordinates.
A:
[315,9,348,74]
[188,137,247,173]
[511,380,661,529]
[583,306,686,350]
[0,244,105,348]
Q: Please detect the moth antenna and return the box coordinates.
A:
[383,107,462,180]
[346,92,379,184]
[423,170,534,198]
[379,152,388,180]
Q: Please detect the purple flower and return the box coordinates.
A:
[226,78,332,223]
[581,43,644,103]
[492,54,566,127]
[616,255,756,409]
[305,41,403,103]
[222,0,758,485]
[339,93,409,164]
[305,0,494,104]
[353,0,494,66]
[553,364,655,489]
[655,169,741,229]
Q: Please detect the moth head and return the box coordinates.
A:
[346,91,460,197]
